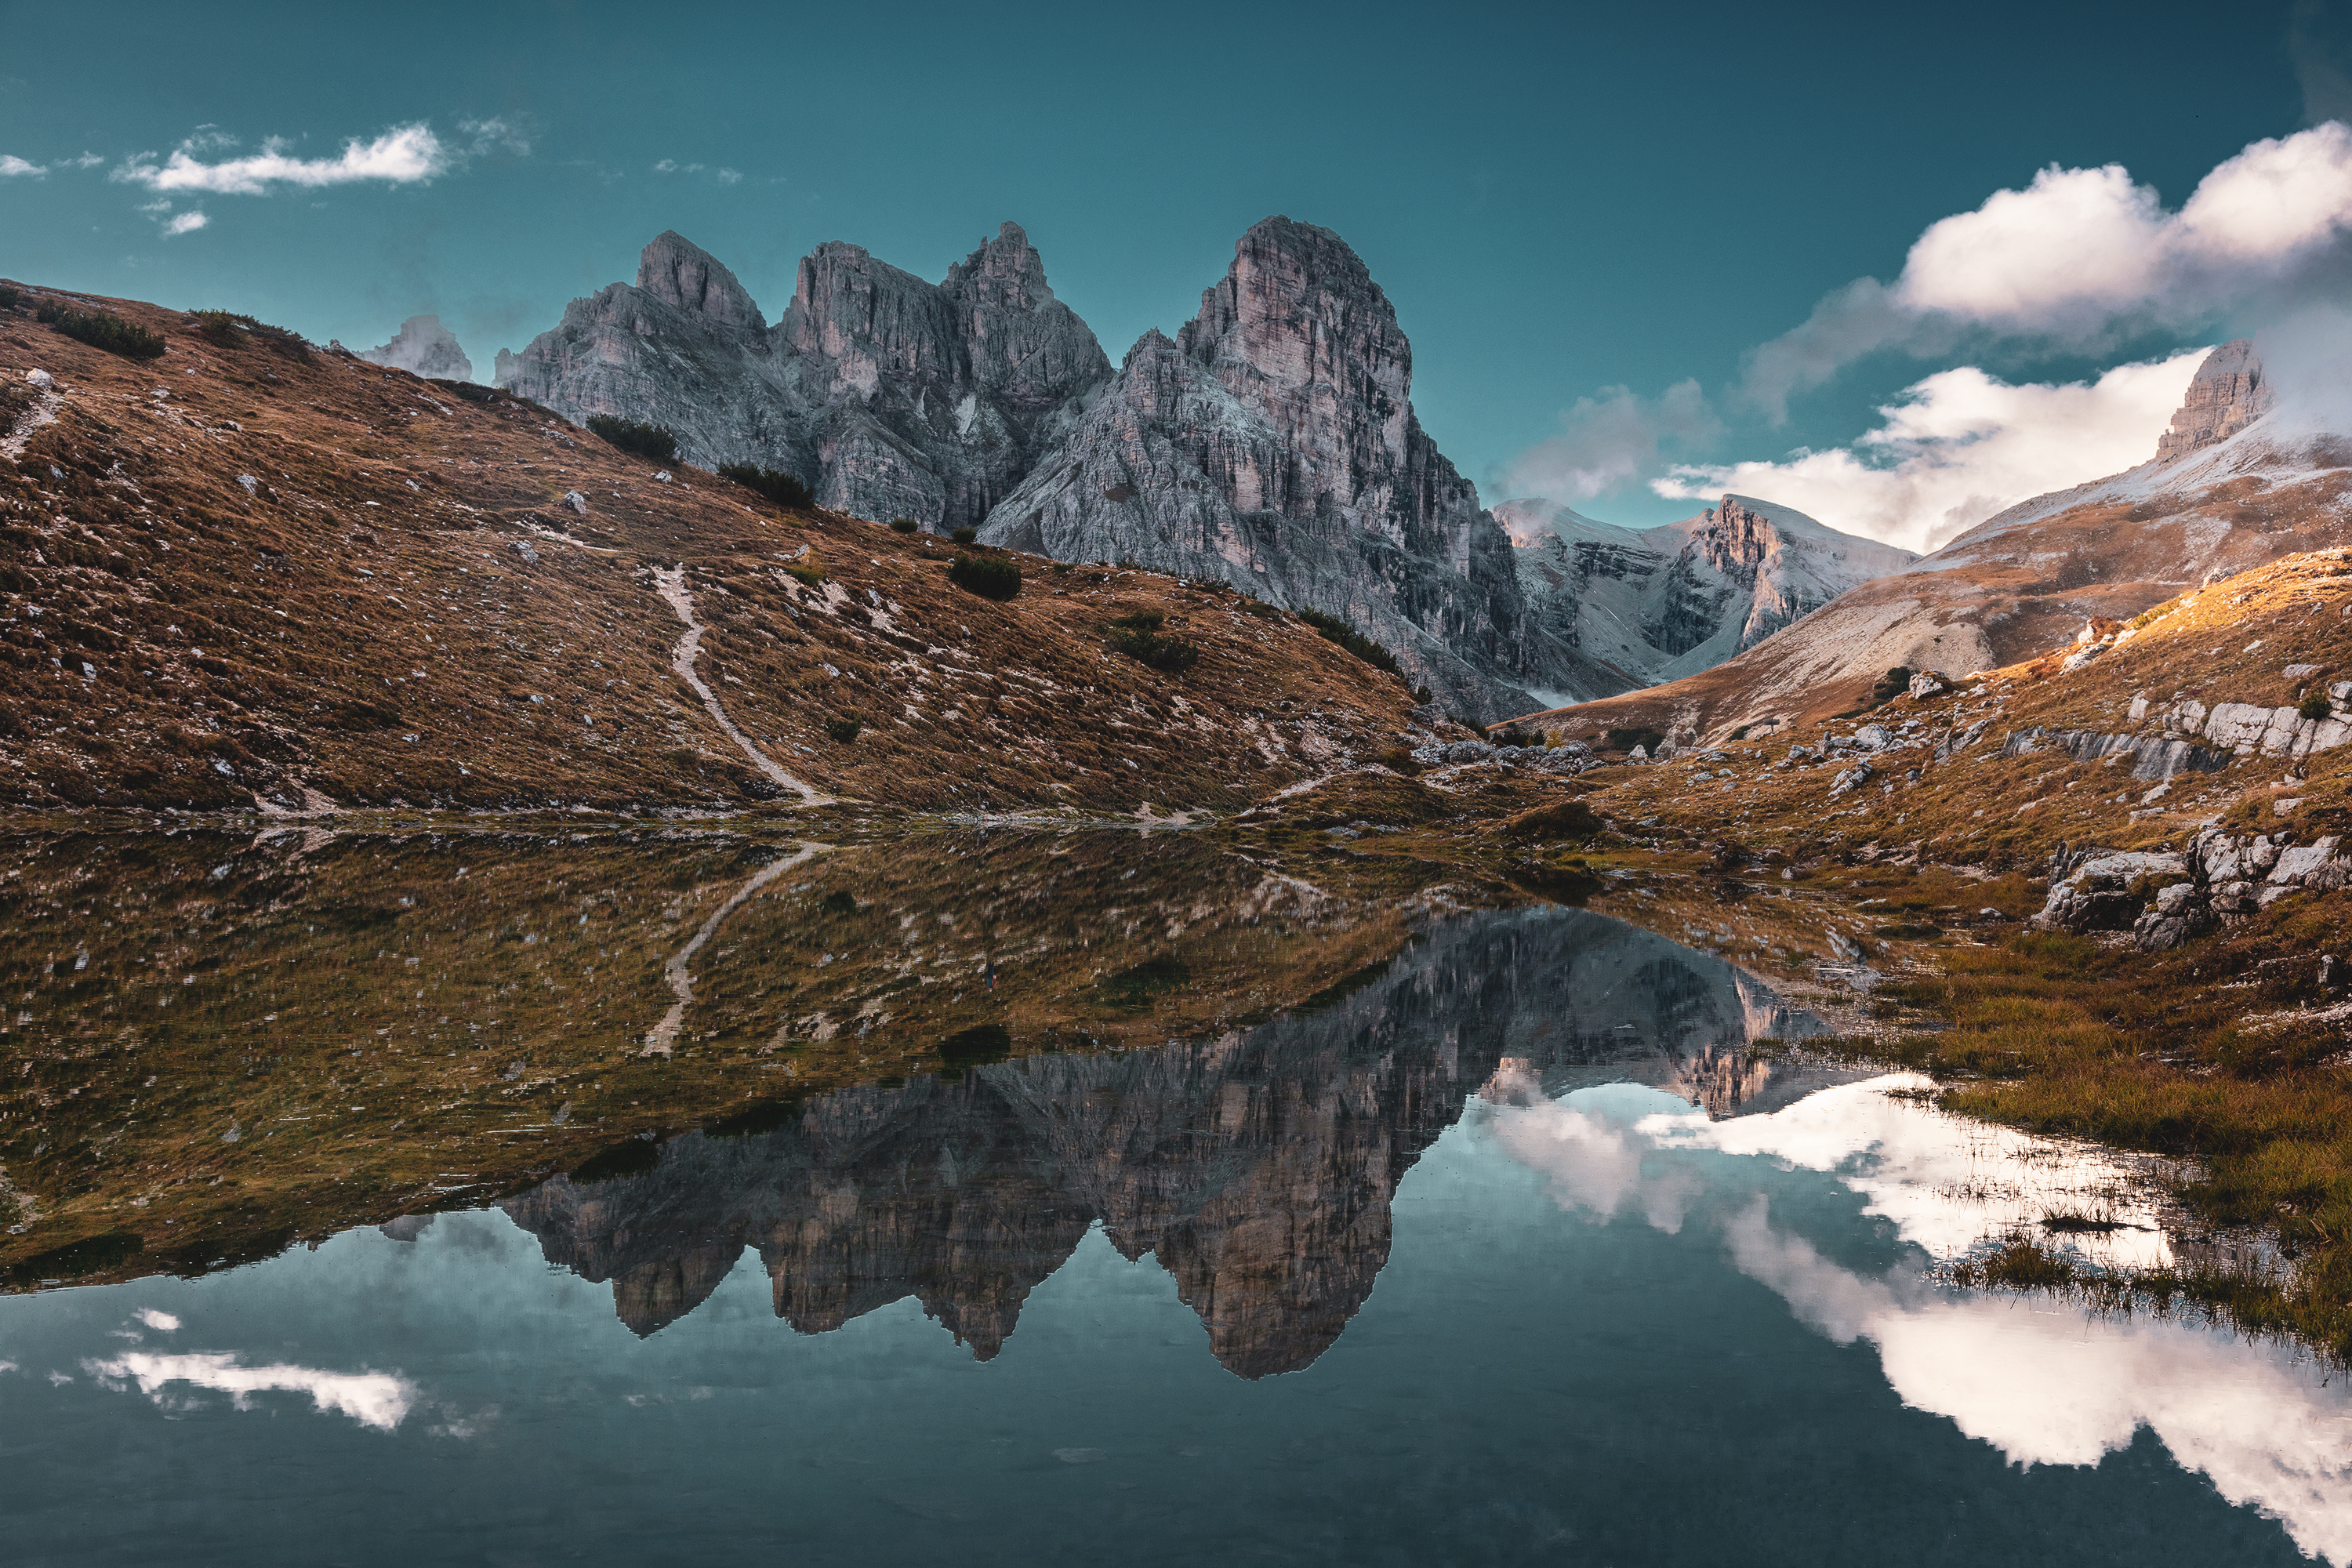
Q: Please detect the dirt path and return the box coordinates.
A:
[643,843,822,1056]
[652,564,826,805]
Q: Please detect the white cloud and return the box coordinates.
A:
[0,154,42,178]
[64,152,103,169]
[135,1308,180,1331]
[1500,378,1719,503]
[115,123,448,196]
[1744,122,2352,416]
[87,1350,416,1430]
[458,117,532,158]
[716,167,742,186]
[1657,350,2207,553]
[162,211,209,236]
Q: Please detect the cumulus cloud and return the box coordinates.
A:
[1654,350,2206,553]
[134,1308,181,1331]
[114,123,451,195]
[1742,122,2352,418]
[716,167,742,185]
[162,211,209,236]
[1499,378,1719,503]
[87,1350,416,1430]
[0,154,42,178]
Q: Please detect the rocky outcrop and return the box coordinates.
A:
[499,906,1824,1374]
[496,225,1109,533]
[2154,339,2271,463]
[978,218,1579,721]
[1504,494,1917,697]
[2031,829,2350,949]
[358,314,472,382]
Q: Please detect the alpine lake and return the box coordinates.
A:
[0,819,2344,1566]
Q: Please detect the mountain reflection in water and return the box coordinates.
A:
[500,906,1835,1374]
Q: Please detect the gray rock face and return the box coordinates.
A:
[1504,493,1917,692]
[2154,339,2271,462]
[358,314,473,381]
[980,217,1578,721]
[497,225,1109,532]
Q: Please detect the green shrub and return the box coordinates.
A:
[2301,694,2334,722]
[39,303,166,360]
[785,563,825,588]
[1239,598,1286,622]
[1870,666,1915,706]
[949,554,1022,601]
[888,517,918,534]
[717,463,814,509]
[1605,726,1666,754]
[1108,625,1200,673]
[431,377,496,404]
[1296,608,1402,677]
[1109,609,1165,632]
[0,285,20,311]
[824,715,861,742]
[586,414,678,465]
[1051,561,1073,574]
[189,309,309,361]
[951,526,978,544]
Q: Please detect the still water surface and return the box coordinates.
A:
[0,830,2344,1565]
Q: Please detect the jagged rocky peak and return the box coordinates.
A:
[2155,339,2271,462]
[1504,492,1916,694]
[982,216,1587,721]
[358,314,473,381]
[637,230,765,332]
[495,223,1109,532]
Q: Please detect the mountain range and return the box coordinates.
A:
[492,220,1905,719]
[1531,336,2350,747]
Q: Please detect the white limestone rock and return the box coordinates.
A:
[359,315,474,382]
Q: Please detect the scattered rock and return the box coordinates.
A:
[563,491,588,516]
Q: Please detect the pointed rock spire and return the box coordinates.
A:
[2155,339,2270,463]
[637,230,765,332]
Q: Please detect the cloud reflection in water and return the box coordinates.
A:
[1481,1068,2352,1566]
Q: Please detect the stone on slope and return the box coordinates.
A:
[497,224,1109,533]
[980,216,1577,721]
[359,315,474,382]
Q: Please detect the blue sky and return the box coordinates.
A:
[2,0,2343,544]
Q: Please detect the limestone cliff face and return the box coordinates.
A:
[358,314,472,382]
[979,218,1581,722]
[499,906,1825,1374]
[497,225,1109,533]
[1504,494,1916,696]
[2154,339,2271,462]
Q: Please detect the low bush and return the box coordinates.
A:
[1108,624,1201,673]
[785,563,825,588]
[190,309,309,361]
[1604,726,1667,755]
[824,716,861,742]
[1109,609,1165,632]
[0,285,21,311]
[1295,608,1402,677]
[2301,694,2333,722]
[1870,665,1915,706]
[38,303,166,360]
[949,554,1022,601]
[431,377,496,404]
[717,463,815,509]
[888,517,918,534]
[951,526,978,544]
[586,414,678,465]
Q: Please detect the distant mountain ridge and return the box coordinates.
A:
[499,218,1920,718]
[1504,494,1918,693]
[1518,338,2352,746]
